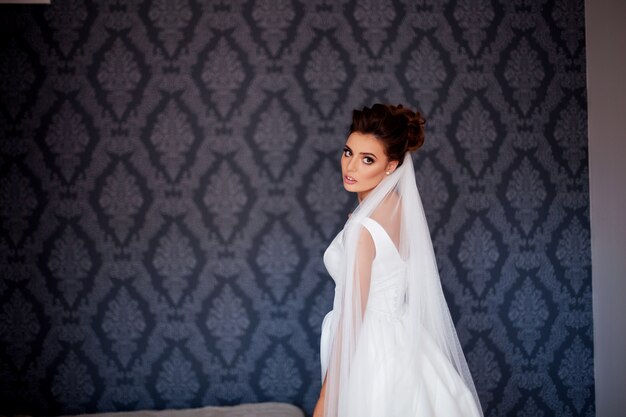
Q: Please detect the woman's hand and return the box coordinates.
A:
[313,395,324,417]
[313,378,326,417]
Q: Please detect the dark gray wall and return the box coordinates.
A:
[0,1,594,416]
[586,0,626,415]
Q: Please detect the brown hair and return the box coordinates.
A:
[349,103,425,166]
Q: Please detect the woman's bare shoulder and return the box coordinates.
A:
[370,192,402,231]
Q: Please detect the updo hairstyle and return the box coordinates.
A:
[349,103,425,166]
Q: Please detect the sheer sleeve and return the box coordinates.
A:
[322,221,377,417]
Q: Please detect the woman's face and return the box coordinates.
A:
[341,132,398,201]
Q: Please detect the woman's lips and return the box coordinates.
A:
[344,175,357,185]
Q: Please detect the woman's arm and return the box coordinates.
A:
[355,226,375,316]
[316,225,375,417]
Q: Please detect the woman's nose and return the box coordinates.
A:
[347,157,357,172]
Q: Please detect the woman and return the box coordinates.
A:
[314,104,483,417]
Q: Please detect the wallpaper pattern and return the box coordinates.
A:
[0,0,593,416]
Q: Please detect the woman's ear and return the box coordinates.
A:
[385,160,399,174]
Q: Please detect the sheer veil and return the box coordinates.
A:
[322,152,483,417]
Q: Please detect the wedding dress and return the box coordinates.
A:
[319,153,483,417]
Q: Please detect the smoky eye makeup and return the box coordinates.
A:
[362,152,377,164]
[343,144,377,163]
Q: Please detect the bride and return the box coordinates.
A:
[313,104,483,417]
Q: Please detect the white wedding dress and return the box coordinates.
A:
[320,217,482,417]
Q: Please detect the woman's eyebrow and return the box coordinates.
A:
[360,152,377,159]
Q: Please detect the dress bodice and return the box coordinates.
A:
[323,217,407,318]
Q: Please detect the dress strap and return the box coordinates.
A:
[360,217,402,260]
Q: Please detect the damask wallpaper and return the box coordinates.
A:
[0,0,593,416]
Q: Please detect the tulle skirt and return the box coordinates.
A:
[320,308,482,417]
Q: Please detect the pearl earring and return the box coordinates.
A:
[385,171,390,175]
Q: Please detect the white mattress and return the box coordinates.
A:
[60,403,304,417]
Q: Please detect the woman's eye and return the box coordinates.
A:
[343,148,352,157]
[363,157,374,165]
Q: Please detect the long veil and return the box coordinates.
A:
[322,152,483,417]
